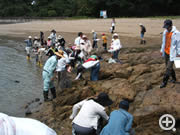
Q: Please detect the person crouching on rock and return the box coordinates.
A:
[0,112,57,135]
[42,50,64,102]
[70,92,113,135]
[100,100,134,135]
[75,55,100,81]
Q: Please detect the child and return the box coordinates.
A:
[102,33,107,51]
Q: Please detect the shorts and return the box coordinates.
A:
[25,47,32,55]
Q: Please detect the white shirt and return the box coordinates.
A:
[56,53,70,72]
[74,37,82,46]
[70,100,109,129]
[111,39,122,51]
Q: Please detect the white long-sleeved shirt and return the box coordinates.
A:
[74,37,82,46]
[111,39,122,51]
[70,99,109,130]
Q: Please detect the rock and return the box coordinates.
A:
[35,98,40,102]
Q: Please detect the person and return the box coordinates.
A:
[47,36,52,48]
[108,33,122,63]
[139,23,146,44]
[42,50,64,102]
[80,35,92,58]
[57,35,66,51]
[38,45,46,67]
[160,19,180,88]
[56,50,71,90]
[0,112,57,135]
[92,30,98,49]
[46,44,58,58]
[40,31,44,45]
[74,32,83,46]
[75,55,100,81]
[24,36,33,60]
[70,92,113,135]
[100,100,134,135]
[111,18,115,34]
[102,33,107,51]
[50,29,57,45]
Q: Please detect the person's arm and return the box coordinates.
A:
[125,115,133,132]
[70,100,87,119]
[160,31,166,56]
[48,58,58,75]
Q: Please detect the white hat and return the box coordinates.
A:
[58,35,62,40]
[139,23,143,26]
[28,36,32,39]
[91,30,95,33]
[34,36,38,39]
[48,36,51,39]
[82,35,87,39]
[113,33,118,37]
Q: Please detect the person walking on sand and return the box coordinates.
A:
[111,18,116,34]
[50,29,57,45]
[42,50,64,102]
[24,36,33,60]
[92,30,98,49]
[100,100,135,135]
[70,92,113,135]
[40,31,44,45]
[139,23,146,44]
[160,19,180,88]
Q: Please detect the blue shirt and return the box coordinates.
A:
[100,109,133,135]
[24,39,32,47]
[43,55,58,76]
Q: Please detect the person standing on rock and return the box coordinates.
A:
[100,100,134,135]
[70,92,113,135]
[42,50,64,102]
[160,19,180,88]
[24,36,33,60]
[49,29,57,45]
[74,32,83,47]
[139,23,146,44]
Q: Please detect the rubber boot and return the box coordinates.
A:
[50,87,56,99]
[170,70,176,83]
[143,40,146,44]
[140,40,143,44]
[160,75,169,88]
[43,91,52,102]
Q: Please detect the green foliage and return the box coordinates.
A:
[0,0,180,17]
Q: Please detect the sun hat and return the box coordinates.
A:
[57,35,63,40]
[51,29,56,33]
[96,92,113,106]
[163,19,173,29]
[28,36,32,39]
[54,50,64,58]
[113,33,118,37]
[139,23,143,26]
[34,36,38,39]
[48,36,51,39]
[82,35,87,39]
[119,100,129,110]
[91,30,95,33]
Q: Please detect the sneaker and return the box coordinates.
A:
[160,82,167,88]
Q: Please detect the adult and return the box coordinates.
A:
[74,32,83,46]
[24,36,33,60]
[80,35,92,58]
[47,36,52,48]
[75,55,100,81]
[57,35,66,51]
[139,23,146,44]
[70,92,113,135]
[56,50,71,90]
[92,30,98,49]
[100,100,134,135]
[0,112,57,135]
[111,18,116,34]
[46,44,58,58]
[109,33,122,63]
[160,19,180,88]
[50,29,57,45]
[42,50,64,101]
[40,31,44,45]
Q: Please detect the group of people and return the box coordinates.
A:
[15,19,180,135]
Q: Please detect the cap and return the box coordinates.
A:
[97,92,113,106]
[28,36,32,39]
[91,30,95,33]
[113,33,118,37]
[163,19,173,29]
[139,23,143,26]
[119,100,129,110]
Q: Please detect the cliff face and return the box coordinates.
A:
[30,47,180,135]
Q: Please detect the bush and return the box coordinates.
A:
[48,10,57,17]
[39,8,48,17]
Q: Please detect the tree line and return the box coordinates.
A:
[0,0,180,17]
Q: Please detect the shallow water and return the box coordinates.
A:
[0,44,43,117]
